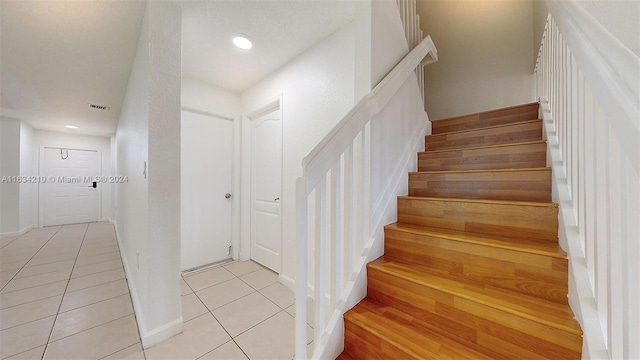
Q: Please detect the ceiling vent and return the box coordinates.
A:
[88,103,110,111]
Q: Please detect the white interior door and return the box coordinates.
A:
[181,110,233,271]
[250,107,282,273]
[42,148,100,226]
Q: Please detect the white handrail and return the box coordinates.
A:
[535,1,640,358]
[295,35,437,359]
[538,0,639,172]
[300,36,437,194]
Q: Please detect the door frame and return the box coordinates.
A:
[241,94,283,269]
[38,145,102,227]
[180,105,240,268]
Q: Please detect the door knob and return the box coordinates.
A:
[225,193,232,199]
[274,197,280,201]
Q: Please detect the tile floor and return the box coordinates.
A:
[0,223,313,360]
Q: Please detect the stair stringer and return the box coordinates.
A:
[540,97,607,360]
[312,108,430,360]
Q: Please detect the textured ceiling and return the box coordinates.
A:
[181,0,357,92]
[0,0,146,136]
[0,1,357,136]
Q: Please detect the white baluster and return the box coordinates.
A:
[314,177,327,344]
[330,161,341,310]
[343,144,354,284]
[295,178,308,360]
[607,130,623,358]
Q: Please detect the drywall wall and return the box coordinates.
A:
[114,1,182,347]
[32,129,112,223]
[417,0,536,120]
[0,117,20,234]
[371,0,408,87]
[241,20,357,285]
[533,0,640,59]
[18,122,33,231]
[182,77,240,117]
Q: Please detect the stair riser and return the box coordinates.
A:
[397,197,559,242]
[432,103,539,134]
[426,120,543,151]
[418,142,547,172]
[344,318,423,359]
[384,228,568,303]
[408,169,552,202]
[367,268,582,359]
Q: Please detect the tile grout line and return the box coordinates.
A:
[185,266,292,360]
[0,227,64,293]
[0,230,30,251]
[41,223,90,360]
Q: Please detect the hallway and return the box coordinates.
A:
[1,223,312,359]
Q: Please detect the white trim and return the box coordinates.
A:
[241,94,284,269]
[141,317,184,349]
[180,105,234,121]
[113,220,183,349]
[0,224,34,237]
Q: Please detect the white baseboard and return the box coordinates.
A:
[1,224,35,237]
[112,221,183,349]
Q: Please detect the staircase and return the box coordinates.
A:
[339,103,583,359]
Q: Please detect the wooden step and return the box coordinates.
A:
[432,102,539,134]
[418,140,547,172]
[384,223,568,303]
[425,119,543,151]
[397,196,558,242]
[408,168,552,202]
[367,257,582,359]
[343,298,504,359]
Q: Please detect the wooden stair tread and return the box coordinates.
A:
[409,167,550,175]
[385,223,566,259]
[427,119,542,137]
[398,195,558,208]
[368,257,582,335]
[344,298,501,359]
[421,140,546,154]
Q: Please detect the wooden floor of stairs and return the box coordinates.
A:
[339,102,583,359]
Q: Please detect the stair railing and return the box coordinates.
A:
[535,1,639,358]
[295,36,437,359]
[396,0,426,106]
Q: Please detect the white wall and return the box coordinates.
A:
[114,1,182,348]
[241,21,358,285]
[417,0,536,120]
[18,122,33,231]
[32,129,112,223]
[0,117,20,234]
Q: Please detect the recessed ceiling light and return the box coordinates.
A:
[65,125,78,129]
[232,35,252,50]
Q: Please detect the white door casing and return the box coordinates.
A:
[41,147,100,226]
[181,109,234,271]
[250,106,282,273]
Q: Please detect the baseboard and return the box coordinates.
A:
[313,109,431,360]
[113,221,183,349]
[1,224,35,237]
[141,317,184,349]
[539,97,608,360]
